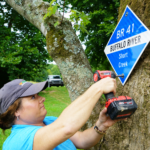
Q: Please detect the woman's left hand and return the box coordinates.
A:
[96,107,127,131]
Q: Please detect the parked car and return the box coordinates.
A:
[47,75,64,87]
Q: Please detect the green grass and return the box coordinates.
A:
[0,86,83,150]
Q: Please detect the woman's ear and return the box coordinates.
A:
[15,110,20,117]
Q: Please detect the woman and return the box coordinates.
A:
[0,78,125,150]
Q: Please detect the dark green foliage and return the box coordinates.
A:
[44,0,119,71]
[34,69,49,82]
[47,64,61,76]
[1,0,120,86]
[35,64,62,82]
[0,67,9,88]
[0,1,52,84]
[64,0,120,71]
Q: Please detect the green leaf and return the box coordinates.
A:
[69,9,91,34]
[50,0,56,7]
[43,0,59,20]
[54,21,60,27]
[52,5,58,14]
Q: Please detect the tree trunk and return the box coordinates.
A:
[5,0,93,101]
[97,0,150,150]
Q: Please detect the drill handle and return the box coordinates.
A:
[104,92,115,101]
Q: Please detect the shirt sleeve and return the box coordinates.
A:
[3,126,42,150]
[43,116,58,125]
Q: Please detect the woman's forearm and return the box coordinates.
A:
[70,107,122,149]
[58,82,103,135]
[56,77,116,136]
[70,126,104,149]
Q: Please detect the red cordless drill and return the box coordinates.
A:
[93,70,137,120]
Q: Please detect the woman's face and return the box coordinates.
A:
[16,94,47,125]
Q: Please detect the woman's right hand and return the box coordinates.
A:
[94,77,117,95]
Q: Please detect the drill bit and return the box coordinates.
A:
[116,74,124,78]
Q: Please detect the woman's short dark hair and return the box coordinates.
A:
[0,98,22,133]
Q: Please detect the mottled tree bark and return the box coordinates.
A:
[5,0,93,101]
[97,0,150,150]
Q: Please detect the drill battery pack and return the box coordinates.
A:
[105,96,137,120]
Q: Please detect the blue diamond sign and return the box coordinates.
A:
[104,5,150,85]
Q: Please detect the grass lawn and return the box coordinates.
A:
[0,86,83,150]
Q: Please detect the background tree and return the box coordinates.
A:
[0,0,120,88]
[0,1,52,87]
[43,0,119,71]
[66,0,119,71]
[35,64,62,82]
[47,64,61,75]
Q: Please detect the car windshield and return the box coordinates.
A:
[53,76,60,79]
